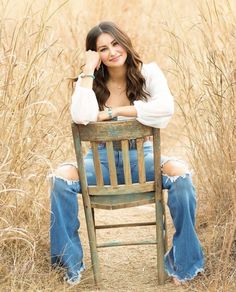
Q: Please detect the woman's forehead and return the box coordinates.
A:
[96,33,114,49]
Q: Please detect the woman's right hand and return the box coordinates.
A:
[84,50,101,72]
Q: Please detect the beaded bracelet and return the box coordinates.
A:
[80,73,95,79]
[107,107,113,119]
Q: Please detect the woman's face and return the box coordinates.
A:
[96,33,127,68]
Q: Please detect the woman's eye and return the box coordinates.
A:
[113,41,119,46]
[100,48,107,52]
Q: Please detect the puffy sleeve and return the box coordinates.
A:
[134,62,174,128]
[70,76,99,125]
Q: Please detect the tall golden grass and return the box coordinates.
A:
[164,2,236,290]
[0,0,235,290]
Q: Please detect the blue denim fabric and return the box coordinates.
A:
[50,141,204,281]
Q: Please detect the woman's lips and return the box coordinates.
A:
[110,56,120,62]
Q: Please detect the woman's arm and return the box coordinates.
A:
[98,63,174,127]
[133,62,174,128]
[97,105,137,121]
[70,51,101,125]
[71,60,174,127]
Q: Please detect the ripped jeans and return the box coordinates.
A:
[50,141,204,282]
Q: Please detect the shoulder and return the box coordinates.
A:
[142,62,160,72]
[141,62,167,83]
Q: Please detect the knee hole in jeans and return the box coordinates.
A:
[162,160,189,177]
[54,164,79,181]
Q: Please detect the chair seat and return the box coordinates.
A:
[90,192,155,210]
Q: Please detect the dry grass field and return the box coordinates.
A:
[0,0,235,291]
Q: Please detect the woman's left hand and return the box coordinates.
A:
[97,110,111,121]
[97,108,117,121]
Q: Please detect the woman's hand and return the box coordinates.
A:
[84,50,101,72]
[97,110,112,121]
[97,108,118,121]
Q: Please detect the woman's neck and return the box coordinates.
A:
[107,65,127,86]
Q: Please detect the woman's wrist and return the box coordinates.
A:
[104,107,119,120]
[83,65,95,74]
[112,107,119,117]
[80,73,95,80]
[108,107,119,118]
[107,107,113,119]
[79,65,95,88]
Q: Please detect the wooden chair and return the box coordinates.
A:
[71,119,167,286]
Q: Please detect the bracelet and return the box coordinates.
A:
[107,107,113,119]
[80,73,95,79]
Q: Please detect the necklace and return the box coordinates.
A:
[108,82,126,92]
[115,86,126,95]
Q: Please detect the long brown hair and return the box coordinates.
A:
[85,21,150,110]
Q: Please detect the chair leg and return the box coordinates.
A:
[162,191,168,253]
[83,205,102,285]
[155,200,166,284]
[92,208,96,236]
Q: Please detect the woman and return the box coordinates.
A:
[50,21,204,285]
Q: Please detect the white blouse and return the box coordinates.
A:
[70,62,174,128]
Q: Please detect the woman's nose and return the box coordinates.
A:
[109,47,116,56]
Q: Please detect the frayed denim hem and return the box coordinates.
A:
[164,252,204,282]
[162,172,192,184]
[65,262,86,279]
[48,174,80,186]
[164,266,204,282]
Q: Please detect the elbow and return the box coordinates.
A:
[71,112,84,125]
[70,86,99,124]
[168,105,174,117]
[166,99,174,117]
[70,107,98,125]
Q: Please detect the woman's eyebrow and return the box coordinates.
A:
[97,39,116,49]
[97,45,106,49]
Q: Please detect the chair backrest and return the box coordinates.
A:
[71,120,162,209]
